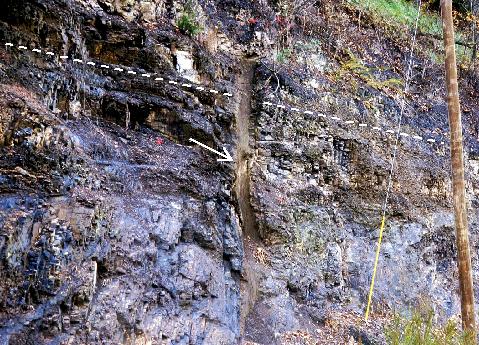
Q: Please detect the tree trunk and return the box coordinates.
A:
[441,0,477,339]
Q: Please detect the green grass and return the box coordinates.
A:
[348,0,474,65]
[386,309,473,345]
[349,0,443,36]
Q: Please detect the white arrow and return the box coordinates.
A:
[189,138,233,162]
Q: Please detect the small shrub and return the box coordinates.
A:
[177,12,201,36]
[340,50,370,77]
[386,309,473,345]
[277,48,292,63]
[293,38,321,52]
[337,50,403,92]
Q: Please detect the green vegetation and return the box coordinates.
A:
[386,309,473,345]
[177,12,201,36]
[349,0,443,36]
[336,50,403,92]
[294,38,321,51]
[274,39,321,64]
[276,48,292,63]
[348,0,475,65]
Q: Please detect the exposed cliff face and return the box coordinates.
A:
[244,3,479,342]
[0,0,247,343]
[1,0,479,344]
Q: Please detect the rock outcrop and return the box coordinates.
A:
[1,0,479,344]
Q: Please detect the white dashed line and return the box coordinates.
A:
[253,102,447,148]
[7,40,231,100]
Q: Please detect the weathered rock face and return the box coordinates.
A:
[242,3,479,341]
[0,0,250,343]
[1,0,479,344]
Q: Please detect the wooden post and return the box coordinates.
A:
[441,0,477,338]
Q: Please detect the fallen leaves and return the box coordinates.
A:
[253,246,270,265]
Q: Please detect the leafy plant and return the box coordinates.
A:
[386,309,473,345]
[177,12,201,36]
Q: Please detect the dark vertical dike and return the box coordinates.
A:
[234,59,261,337]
